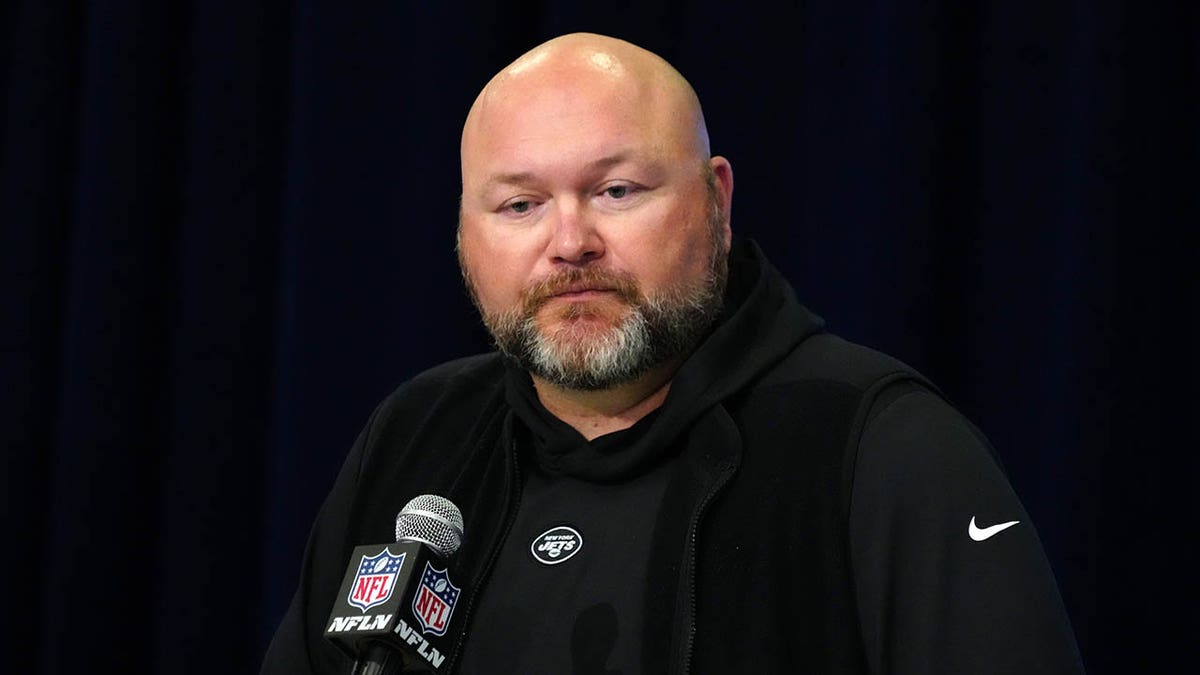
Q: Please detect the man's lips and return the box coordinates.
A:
[547,284,617,300]
[529,286,624,313]
[520,272,639,312]
[552,288,614,299]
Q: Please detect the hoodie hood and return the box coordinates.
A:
[505,236,826,480]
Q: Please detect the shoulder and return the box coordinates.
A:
[737,332,996,502]
[757,332,939,397]
[850,378,1028,572]
[356,353,508,455]
[745,332,949,444]
[399,351,506,388]
[803,338,1012,504]
[856,386,1006,491]
[378,353,506,412]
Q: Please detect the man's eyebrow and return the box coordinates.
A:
[484,171,536,188]
[483,152,640,189]
[586,151,635,171]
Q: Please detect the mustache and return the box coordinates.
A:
[520,267,642,313]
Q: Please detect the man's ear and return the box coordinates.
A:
[709,156,734,250]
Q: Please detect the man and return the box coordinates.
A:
[261,32,1085,674]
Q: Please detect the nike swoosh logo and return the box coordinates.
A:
[968,516,1020,541]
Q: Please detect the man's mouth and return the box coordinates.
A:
[550,283,615,299]
[521,270,640,314]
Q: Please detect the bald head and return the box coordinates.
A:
[461,32,712,186]
[454,33,735,399]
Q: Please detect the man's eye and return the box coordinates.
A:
[508,200,531,214]
[604,186,629,199]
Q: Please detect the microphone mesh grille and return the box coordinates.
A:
[394,494,464,557]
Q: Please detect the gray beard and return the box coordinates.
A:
[488,274,725,390]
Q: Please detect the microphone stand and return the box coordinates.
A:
[350,639,415,675]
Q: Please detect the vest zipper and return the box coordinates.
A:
[679,459,736,674]
[445,438,522,673]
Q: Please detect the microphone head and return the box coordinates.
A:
[394,494,464,558]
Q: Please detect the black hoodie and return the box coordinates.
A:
[261,238,1085,674]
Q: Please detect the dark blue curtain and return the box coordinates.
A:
[3,1,1195,672]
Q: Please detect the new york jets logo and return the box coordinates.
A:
[530,526,583,565]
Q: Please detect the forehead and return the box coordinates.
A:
[461,58,697,186]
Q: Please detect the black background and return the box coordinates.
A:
[3,1,1196,672]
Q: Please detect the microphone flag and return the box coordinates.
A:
[324,541,464,672]
[411,562,461,636]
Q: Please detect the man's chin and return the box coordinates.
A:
[536,321,620,351]
[536,301,629,331]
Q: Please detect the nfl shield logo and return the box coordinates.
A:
[348,549,406,612]
[411,561,460,636]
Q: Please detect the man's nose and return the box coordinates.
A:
[547,199,604,265]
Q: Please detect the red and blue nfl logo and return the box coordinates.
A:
[348,549,406,612]
[411,561,460,636]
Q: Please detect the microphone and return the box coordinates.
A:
[324,495,466,674]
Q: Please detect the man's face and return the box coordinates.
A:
[458,65,731,390]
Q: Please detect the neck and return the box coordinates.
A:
[531,357,683,440]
